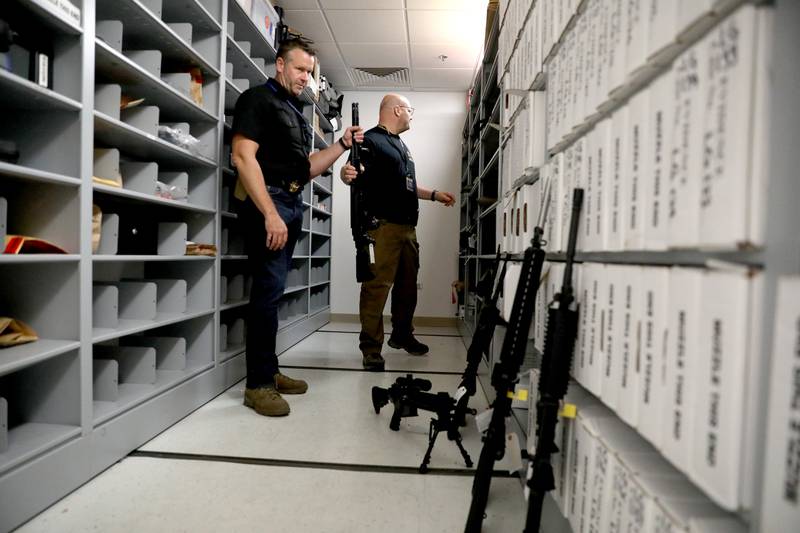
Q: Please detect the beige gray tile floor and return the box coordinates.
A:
[139,369,489,470]
[17,457,525,533]
[278,330,475,373]
[17,324,527,532]
[318,319,461,337]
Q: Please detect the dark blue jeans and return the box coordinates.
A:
[242,186,304,389]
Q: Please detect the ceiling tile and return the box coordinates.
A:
[338,43,409,68]
[314,45,347,70]
[326,10,407,43]
[319,0,403,8]
[410,43,478,69]
[411,68,474,90]
[407,10,485,44]
[407,0,487,9]
[273,0,320,8]
[283,10,335,42]
[323,68,353,88]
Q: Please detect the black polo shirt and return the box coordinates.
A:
[232,78,311,190]
[358,126,419,226]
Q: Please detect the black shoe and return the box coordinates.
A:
[387,335,429,356]
[362,353,385,371]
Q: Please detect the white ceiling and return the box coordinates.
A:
[274,0,489,91]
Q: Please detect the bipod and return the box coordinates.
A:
[419,416,473,473]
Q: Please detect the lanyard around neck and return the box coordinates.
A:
[266,79,308,125]
[377,125,410,165]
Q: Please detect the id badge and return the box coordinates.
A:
[406,175,414,192]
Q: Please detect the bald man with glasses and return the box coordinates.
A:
[341,94,456,371]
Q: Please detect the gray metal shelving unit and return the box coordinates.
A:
[0,1,336,530]
[457,11,501,347]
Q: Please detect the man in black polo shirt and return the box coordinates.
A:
[341,94,455,371]
[232,38,362,416]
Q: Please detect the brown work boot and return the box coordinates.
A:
[388,334,429,356]
[243,386,290,417]
[362,353,385,371]
[274,373,308,394]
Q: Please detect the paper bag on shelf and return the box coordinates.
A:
[0,318,38,348]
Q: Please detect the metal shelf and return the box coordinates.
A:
[162,0,221,34]
[546,249,764,269]
[226,36,269,87]
[478,202,499,219]
[94,41,218,124]
[220,299,249,311]
[17,0,82,35]
[0,162,81,187]
[93,363,213,426]
[313,180,333,196]
[0,423,81,478]
[97,0,221,78]
[314,130,329,149]
[224,78,244,112]
[93,111,217,169]
[93,183,216,214]
[0,340,81,377]
[92,309,215,344]
[0,68,82,112]
[227,0,278,61]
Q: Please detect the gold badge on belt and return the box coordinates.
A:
[288,181,300,193]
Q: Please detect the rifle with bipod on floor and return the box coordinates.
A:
[370,247,519,472]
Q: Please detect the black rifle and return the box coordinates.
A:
[453,247,508,428]
[349,102,377,282]
[464,179,552,533]
[372,375,473,473]
[524,188,583,532]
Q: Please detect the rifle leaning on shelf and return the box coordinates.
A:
[464,179,552,533]
[348,102,378,282]
[524,188,583,532]
[452,247,508,428]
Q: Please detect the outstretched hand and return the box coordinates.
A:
[434,191,456,206]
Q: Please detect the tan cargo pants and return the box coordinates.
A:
[359,221,419,356]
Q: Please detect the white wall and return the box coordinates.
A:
[329,91,466,318]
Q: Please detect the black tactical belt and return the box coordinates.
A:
[269,178,304,194]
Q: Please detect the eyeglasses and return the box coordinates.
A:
[396,105,415,116]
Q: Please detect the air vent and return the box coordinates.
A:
[350,67,411,87]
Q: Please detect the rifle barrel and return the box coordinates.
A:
[562,189,583,294]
